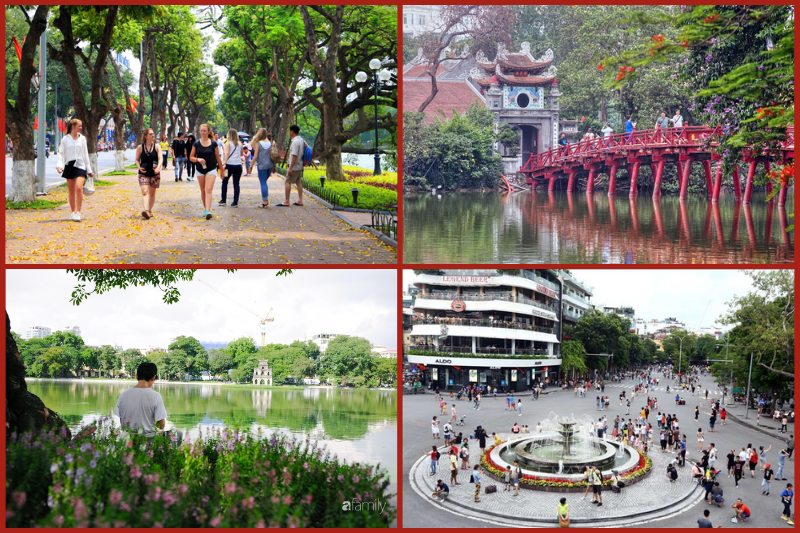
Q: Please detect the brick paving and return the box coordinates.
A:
[402,373,795,528]
[5,168,396,264]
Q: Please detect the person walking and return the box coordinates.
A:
[450,403,457,424]
[55,118,94,222]
[695,406,700,421]
[624,115,636,140]
[449,450,459,485]
[512,461,521,496]
[189,123,222,219]
[558,497,570,527]
[185,132,196,181]
[697,509,714,528]
[780,483,794,524]
[431,416,440,440]
[471,464,482,502]
[655,111,669,140]
[517,398,523,417]
[762,463,774,495]
[250,128,273,208]
[159,134,170,169]
[590,466,603,506]
[776,448,788,480]
[429,445,440,476]
[697,427,705,450]
[219,129,244,207]
[733,456,744,488]
[276,124,305,207]
[670,109,684,129]
[134,128,162,220]
[171,133,187,182]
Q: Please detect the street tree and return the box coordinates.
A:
[5,5,50,202]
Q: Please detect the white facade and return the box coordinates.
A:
[408,270,562,390]
[634,317,687,337]
[559,271,593,324]
[24,325,52,339]
[402,6,443,36]
[62,326,81,336]
[309,333,344,353]
[372,346,397,358]
[252,360,273,386]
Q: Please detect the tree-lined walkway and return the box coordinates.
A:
[5,169,395,264]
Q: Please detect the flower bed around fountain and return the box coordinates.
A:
[481,441,653,493]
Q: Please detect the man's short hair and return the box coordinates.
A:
[289,125,300,134]
[136,362,158,381]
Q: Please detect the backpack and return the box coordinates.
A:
[750,450,758,464]
[303,143,313,166]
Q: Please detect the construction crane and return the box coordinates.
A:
[260,307,275,347]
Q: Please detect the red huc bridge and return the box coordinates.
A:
[520,126,794,205]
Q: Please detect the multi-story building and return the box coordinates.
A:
[406,269,562,392]
[62,326,81,337]
[24,325,52,339]
[309,333,344,353]
[252,360,273,386]
[634,317,687,337]
[559,271,593,326]
[372,346,397,358]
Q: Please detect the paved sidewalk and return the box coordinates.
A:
[6,168,396,264]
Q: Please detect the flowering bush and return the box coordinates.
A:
[7,424,394,528]
[480,444,653,492]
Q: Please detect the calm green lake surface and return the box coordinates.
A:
[27,380,397,481]
[403,190,793,264]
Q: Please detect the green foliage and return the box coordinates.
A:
[301,173,397,210]
[403,106,503,190]
[6,198,66,210]
[560,340,588,376]
[168,336,208,374]
[7,426,394,527]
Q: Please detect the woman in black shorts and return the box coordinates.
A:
[189,123,222,219]
[135,128,162,219]
[55,118,94,222]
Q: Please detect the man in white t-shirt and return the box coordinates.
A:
[115,362,168,437]
[277,124,305,207]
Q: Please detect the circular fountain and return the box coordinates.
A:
[487,414,648,489]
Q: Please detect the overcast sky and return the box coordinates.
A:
[8,269,396,350]
[403,269,768,328]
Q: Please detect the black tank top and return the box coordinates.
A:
[194,140,217,174]
[140,143,158,176]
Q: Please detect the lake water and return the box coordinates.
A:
[403,190,793,264]
[26,380,397,482]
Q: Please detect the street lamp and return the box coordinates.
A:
[356,59,391,175]
[674,334,686,380]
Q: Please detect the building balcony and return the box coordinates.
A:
[411,323,559,344]
[419,290,557,313]
[408,346,552,358]
[412,316,554,335]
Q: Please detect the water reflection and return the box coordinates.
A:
[403,190,793,264]
[26,379,397,479]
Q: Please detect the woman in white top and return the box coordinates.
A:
[56,118,94,222]
[219,128,243,207]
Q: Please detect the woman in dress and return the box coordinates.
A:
[55,118,94,222]
[189,123,222,219]
[134,128,162,219]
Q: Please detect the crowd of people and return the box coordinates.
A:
[55,121,313,221]
[421,364,794,528]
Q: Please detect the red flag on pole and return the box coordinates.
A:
[33,116,38,130]
[58,118,66,133]
[129,98,138,113]
[13,36,22,63]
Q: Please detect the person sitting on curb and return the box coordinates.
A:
[432,479,449,501]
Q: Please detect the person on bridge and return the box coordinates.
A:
[135,128,162,220]
[624,115,636,140]
[655,111,668,139]
[670,109,684,128]
[189,123,223,219]
[56,118,94,222]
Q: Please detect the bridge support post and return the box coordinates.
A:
[548,175,556,192]
[711,161,723,202]
[628,161,640,199]
[702,160,713,198]
[778,178,788,206]
[678,159,692,199]
[743,160,757,204]
[764,161,773,198]
[567,170,577,193]
[652,160,665,199]
[732,165,742,202]
[607,163,619,197]
[586,167,597,195]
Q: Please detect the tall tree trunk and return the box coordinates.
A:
[6,6,49,202]
[6,313,71,438]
